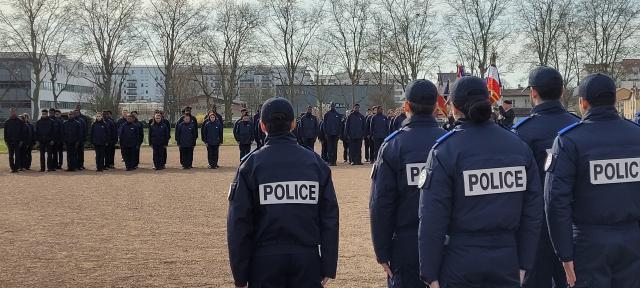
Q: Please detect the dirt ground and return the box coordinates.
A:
[0,144,387,287]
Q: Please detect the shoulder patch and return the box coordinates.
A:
[558,121,583,135]
[434,129,458,147]
[511,115,535,130]
[384,129,403,143]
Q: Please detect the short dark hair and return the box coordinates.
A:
[587,92,616,107]
[534,85,563,101]
[408,102,435,115]
[503,100,513,104]
[41,109,48,113]
[264,112,292,134]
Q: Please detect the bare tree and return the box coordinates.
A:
[76,0,141,112]
[261,0,323,105]
[201,0,259,123]
[519,0,572,66]
[365,13,395,103]
[0,0,69,119]
[327,0,370,106]
[144,0,208,122]
[550,9,582,110]
[379,0,440,86]
[447,0,511,78]
[578,0,640,79]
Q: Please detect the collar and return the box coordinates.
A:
[264,133,298,145]
[531,100,566,115]
[583,106,619,122]
[458,119,493,129]
[403,114,438,128]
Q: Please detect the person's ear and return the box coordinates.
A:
[290,120,297,132]
[403,101,411,114]
[260,120,267,135]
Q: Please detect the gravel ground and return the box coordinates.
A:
[0,144,387,287]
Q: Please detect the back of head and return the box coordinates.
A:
[404,79,438,115]
[450,76,492,123]
[528,66,564,101]
[261,97,295,135]
[578,73,616,107]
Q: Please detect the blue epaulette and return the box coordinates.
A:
[512,114,535,130]
[383,129,403,143]
[433,129,459,148]
[558,121,583,135]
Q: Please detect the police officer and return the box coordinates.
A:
[364,108,373,162]
[298,105,319,149]
[103,110,118,169]
[498,100,515,128]
[177,106,200,128]
[36,109,55,172]
[233,114,254,160]
[546,73,640,288]
[370,80,446,288]
[370,105,389,160]
[119,114,142,171]
[4,108,24,172]
[512,66,578,288]
[176,114,197,169]
[63,112,83,172]
[202,112,224,169]
[91,112,109,172]
[345,103,365,165]
[419,76,543,288]
[323,102,342,166]
[227,97,339,288]
[149,113,170,170]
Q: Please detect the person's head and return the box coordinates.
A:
[402,79,438,117]
[208,113,216,122]
[41,109,49,118]
[242,115,250,122]
[372,106,378,114]
[55,110,61,117]
[126,114,134,123]
[154,113,162,123]
[449,76,492,123]
[9,107,17,118]
[96,112,103,121]
[22,113,29,122]
[502,100,513,110]
[48,108,56,117]
[122,109,129,117]
[527,66,564,106]
[260,97,295,135]
[75,104,81,112]
[353,104,360,112]
[367,108,372,115]
[131,111,138,118]
[576,73,617,114]
[18,114,25,122]
[241,108,248,116]
[307,105,313,114]
[183,114,191,123]
[330,102,336,110]
[68,112,75,119]
[377,106,383,114]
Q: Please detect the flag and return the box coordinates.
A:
[436,93,448,116]
[486,65,501,104]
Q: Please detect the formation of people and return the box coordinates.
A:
[226,67,640,288]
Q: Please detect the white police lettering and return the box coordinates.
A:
[406,163,427,186]
[463,166,527,196]
[590,158,640,185]
[259,181,320,204]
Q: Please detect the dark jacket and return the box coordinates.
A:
[23,122,35,146]
[345,111,366,139]
[118,121,142,148]
[202,120,224,146]
[36,117,55,144]
[63,119,83,143]
[176,121,198,148]
[253,113,266,145]
[4,117,24,144]
[298,113,319,139]
[322,109,342,136]
[91,120,109,146]
[370,113,390,139]
[149,121,171,146]
[234,120,254,145]
[104,116,118,145]
[498,106,516,128]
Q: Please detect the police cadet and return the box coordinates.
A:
[63,111,82,172]
[202,112,224,169]
[418,76,543,288]
[298,105,319,149]
[53,109,64,169]
[5,108,24,172]
[512,66,578,288]
[370,105,390,161]
[364,108,373,162]
[370,79,446,288]
[345,103,365,165]
[103,110,118,169]
[177,106,200,128]
[116,109,129,163]
[233,114,254,160]
[91,112,109,172]
[74,107,89,170]
[130,111,144,168]
[36,109,55,172]
[319,119,328,162]
[340,110,350,163]
[149,113,170,170]
[119,114,141,171]
[323,102,342,166]
[20,114,35,171]
[546,73,640,288]
[176,114,197,169]
[227,97,339,288]
[253,106,266,149]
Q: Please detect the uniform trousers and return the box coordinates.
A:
[348,138,363,164]
[179,146,194,168]
[94,145,106,171]
[249,251,323,288]
[207,144,220,167]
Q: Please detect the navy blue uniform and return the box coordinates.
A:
[227,133,339,288]
[323,109,342,165]
[75,115,88,169]
[370,113,390,161]
[371,115,446,288]
[63,119,83,171]
[234,120,254,160]
[318,120,328,162]
[91,120,109,171]
[21,121,35,170]
[253,112,266,148]
[545,106,640,288]
[419,121,543,287]
[340,113,349,163]
[149,121,170,169]
[4,117,25,171]
[365,114,373,162]
[391,113,407,131]
[118,121,142,170]
[202,120,224,168]
[345,111,366,164]
[36,117,56,171]
[512,100,579,288]
[298,113,319,149]
[176,121,197,168]
[104,116,118,168]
